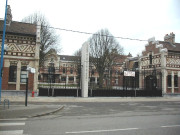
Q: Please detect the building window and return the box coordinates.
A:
[69,77,74,82]
[91,69,95,75]
[21,66,27,83]
[149,54,152,65]
[90,77,95,83]
[51,58,54,62]
[70,68,73,74]
[9,66,17,82]
[115,79,118,85]
[167,75,171,87]
[63,68,66,74]
[115,70,118,75]
[61,76,66,82]
[174,75,178,87]
[134,62,138,69]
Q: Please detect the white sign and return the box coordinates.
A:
[124,71,135,77]
[30,68,36,73]
[27,66,36,73]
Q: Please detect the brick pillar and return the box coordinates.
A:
[28,73,34,91]
[2,59,10,90]
[2,67,9,90]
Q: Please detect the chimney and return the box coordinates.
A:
[164,32,175,44]
[6,5,12,26]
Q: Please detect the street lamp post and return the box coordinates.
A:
[0,0,8,104]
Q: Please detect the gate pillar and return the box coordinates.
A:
[81,42,89,97]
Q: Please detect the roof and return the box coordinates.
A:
[159,41,180,52]
[59,55,80,61]
[0,20,36,36]
[113,55,128,64]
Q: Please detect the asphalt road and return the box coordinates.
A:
[2,101,180,135]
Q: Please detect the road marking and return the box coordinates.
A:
[0,118,27,121]
[0,130,23,135]
[66,128,139,134]
[0,123,25,126]
[161,125,180,128]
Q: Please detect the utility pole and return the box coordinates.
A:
[0,0,8,104]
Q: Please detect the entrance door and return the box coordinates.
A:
[145,75,157,90]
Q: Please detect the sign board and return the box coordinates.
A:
[30,68,36,73]
[124,71,135,77]
[27,66,36,73]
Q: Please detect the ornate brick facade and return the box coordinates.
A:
[0,18,40,92]
[139,33,180,94]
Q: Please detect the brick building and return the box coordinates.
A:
[38,48,128,90]
[38,50,81,88]
[0,6,40,93]
[139,33,180,94]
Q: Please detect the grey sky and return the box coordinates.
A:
[0,0,180,56]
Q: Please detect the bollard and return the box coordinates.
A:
[4,99,10,109]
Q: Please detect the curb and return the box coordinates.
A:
[27,106,64,118]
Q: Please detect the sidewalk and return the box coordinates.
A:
[0,96,179,119]
[0,103,64,119]
[1,96,180,103]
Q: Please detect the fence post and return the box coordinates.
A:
[77,89,78,97]
[4,99,10,109]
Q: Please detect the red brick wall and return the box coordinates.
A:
[28,73,34,91]
[174,88,180,93]
[20,84,26,90]
[2,67,9,90]
[167,88,172,93]
[142,43,160,56]
[8,84,16,90]
[118,75,123,87]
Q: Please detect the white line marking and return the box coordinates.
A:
[66,128,139,134]
[0,123,25,126]
[161,125,180,128]
[0,130,23,135]
[0,118,27,121]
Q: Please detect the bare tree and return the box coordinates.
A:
[22,12,60,67]
[72,49,82,88]
[89,29,124,88]
[73,48,81,56]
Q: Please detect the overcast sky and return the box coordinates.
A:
[0,0,180,56]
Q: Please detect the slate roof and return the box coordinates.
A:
[159,41,180,53]
[59,55,80,61]
[0,20,36,36]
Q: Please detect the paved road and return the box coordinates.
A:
[26,101,180,135]
[1,101,180,135]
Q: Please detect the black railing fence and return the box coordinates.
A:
[38,63,162,97]
[38,88,162,97]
